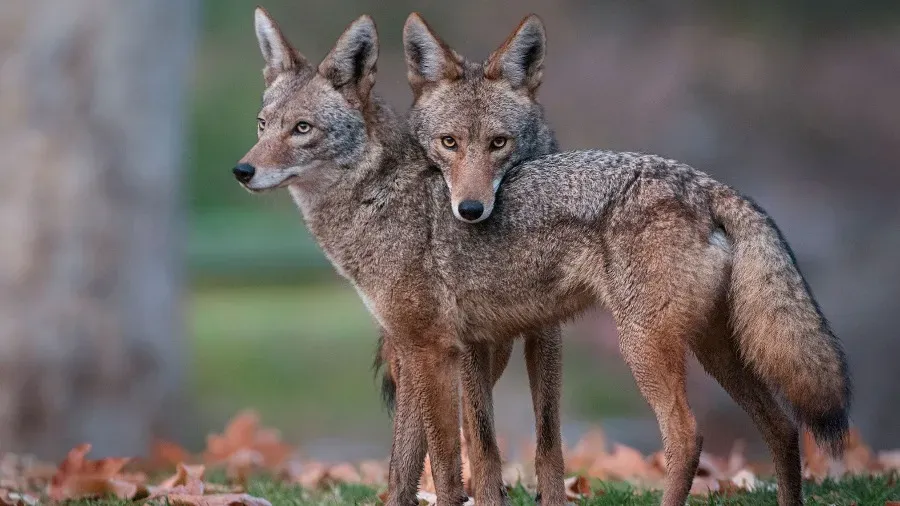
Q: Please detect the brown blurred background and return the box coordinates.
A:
[1,0,898,462]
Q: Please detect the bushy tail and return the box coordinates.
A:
[372,332,397,415]
[710,185,851,455]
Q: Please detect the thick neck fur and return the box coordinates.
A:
[287,96,437,291]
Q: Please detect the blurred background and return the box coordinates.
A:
[1,0,898,462]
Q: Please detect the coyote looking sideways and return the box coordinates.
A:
[233,8,851,506]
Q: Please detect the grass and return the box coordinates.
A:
[65,473,900,505]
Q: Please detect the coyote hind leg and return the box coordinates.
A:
[618,319,700,506]
[693,308,802,506]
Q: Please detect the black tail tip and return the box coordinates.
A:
[807,407,850,457]
[371,334,396,415]
[380,369,397,415]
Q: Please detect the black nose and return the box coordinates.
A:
[457,200,485,221]
[233,163,255,184]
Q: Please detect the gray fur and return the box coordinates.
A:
[236,11,850,506]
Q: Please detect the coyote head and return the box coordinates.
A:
[403,13,557,223]
[234,8,377,193]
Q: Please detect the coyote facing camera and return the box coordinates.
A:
[374,12,569,505]
[234,8,851,506]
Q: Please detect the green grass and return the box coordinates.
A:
[64,474,900,505]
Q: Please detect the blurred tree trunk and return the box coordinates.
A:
[0,0,197,458]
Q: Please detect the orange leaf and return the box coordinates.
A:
[204,411,292,477]
[156,463,206,494]
[147,493,271,506]
[283,461,328,489]
[152,439,194,468]
[844,428,877,474]
[47,444,137,501]
[419,455,435,494]
[566,428,607,472]
[564,474,592,501]
[358,460,388,486]
[325,463,362,486]
[588,443,656,481]
[689,476,719,496]
[802,430,832,481]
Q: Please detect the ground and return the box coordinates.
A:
[66,474,900,506]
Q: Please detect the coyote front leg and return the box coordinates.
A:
[524,327,565,505]
[404,334,466,506]
[460,341,510,505]
[386,349,427,506]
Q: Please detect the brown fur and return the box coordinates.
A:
[236,10,851,506]
[385,14,565,505]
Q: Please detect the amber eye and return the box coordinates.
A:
[257,118,266,132]
[491,137,507,149]
[294,121,311,134]
[441,136,457,149]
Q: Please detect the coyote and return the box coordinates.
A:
[373,12,567,505]
[235,8,851,506]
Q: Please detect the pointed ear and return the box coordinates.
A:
[403,13,463,95]
[318,15,379,106]
[254,7,307,85]
[484,14,546,94]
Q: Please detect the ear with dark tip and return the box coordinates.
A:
[402,13,463,95]
[254,7,307,85]
[318,15,379,106]
[484,14,547,94]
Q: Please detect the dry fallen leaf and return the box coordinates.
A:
[695,452,725,480]
[414,491,473,506]
[146,492,272,506]
[416,491,437,505]
[730,469,757,491]
[0,453,56,493]
[283,460,327,489]
[147,462,260,505]
[589,443,658,482]
[844,428,877,474]
[802,430,834,481]
[726,440,748,475]
[358,460,388,486]
[567,428,608,472]
[155,463,207,493]
[501,461,536,490]
[564,474,592,501]
[419,455,436,495]
[690,475,719,496]
[151,439,195,468]
[47,444,147,501]
[801,427,878,481]
[420,429,473,495]
[205,411,293,480]
[0,489,37,506]
[283,460,367,489]
[325,463,362,486]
